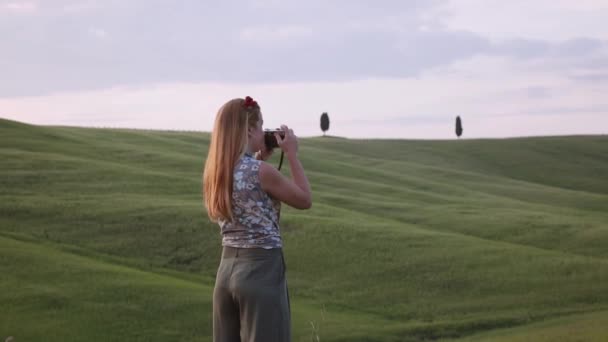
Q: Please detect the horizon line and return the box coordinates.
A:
[2,117,605,142]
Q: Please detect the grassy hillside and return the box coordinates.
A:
[1,118,607,341]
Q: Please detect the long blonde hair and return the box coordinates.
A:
[203,98,261,222]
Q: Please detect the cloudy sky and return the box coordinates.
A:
[1,0,607,139]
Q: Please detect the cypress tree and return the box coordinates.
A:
[320,112,330,136]
[456,116,463,138]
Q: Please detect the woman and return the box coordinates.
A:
[203,96,312,342]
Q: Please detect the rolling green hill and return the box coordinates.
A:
[1,118,607,341]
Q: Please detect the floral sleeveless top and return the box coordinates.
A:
[218,152,282,249]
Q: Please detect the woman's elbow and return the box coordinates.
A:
[294,196,312,210]
[301,198,312,209]
[301,196,312,209]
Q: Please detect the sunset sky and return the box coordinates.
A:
[1,0,607,139]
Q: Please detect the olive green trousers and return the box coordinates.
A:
[213,246,291,342]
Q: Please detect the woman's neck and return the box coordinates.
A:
[244,144,256,156]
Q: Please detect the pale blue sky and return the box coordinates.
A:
[1,0,607,138]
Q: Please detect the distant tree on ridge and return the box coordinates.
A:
[320,112,330,136]
[456,116,463,138]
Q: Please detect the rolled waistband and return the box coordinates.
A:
[221,246,283,259]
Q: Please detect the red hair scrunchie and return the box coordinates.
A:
[243,96,258,108]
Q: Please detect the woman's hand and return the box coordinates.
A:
[275,125,298,156]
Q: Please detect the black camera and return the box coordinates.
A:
[264,129,285,150]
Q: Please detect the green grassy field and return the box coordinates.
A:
[1,117,607,341]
